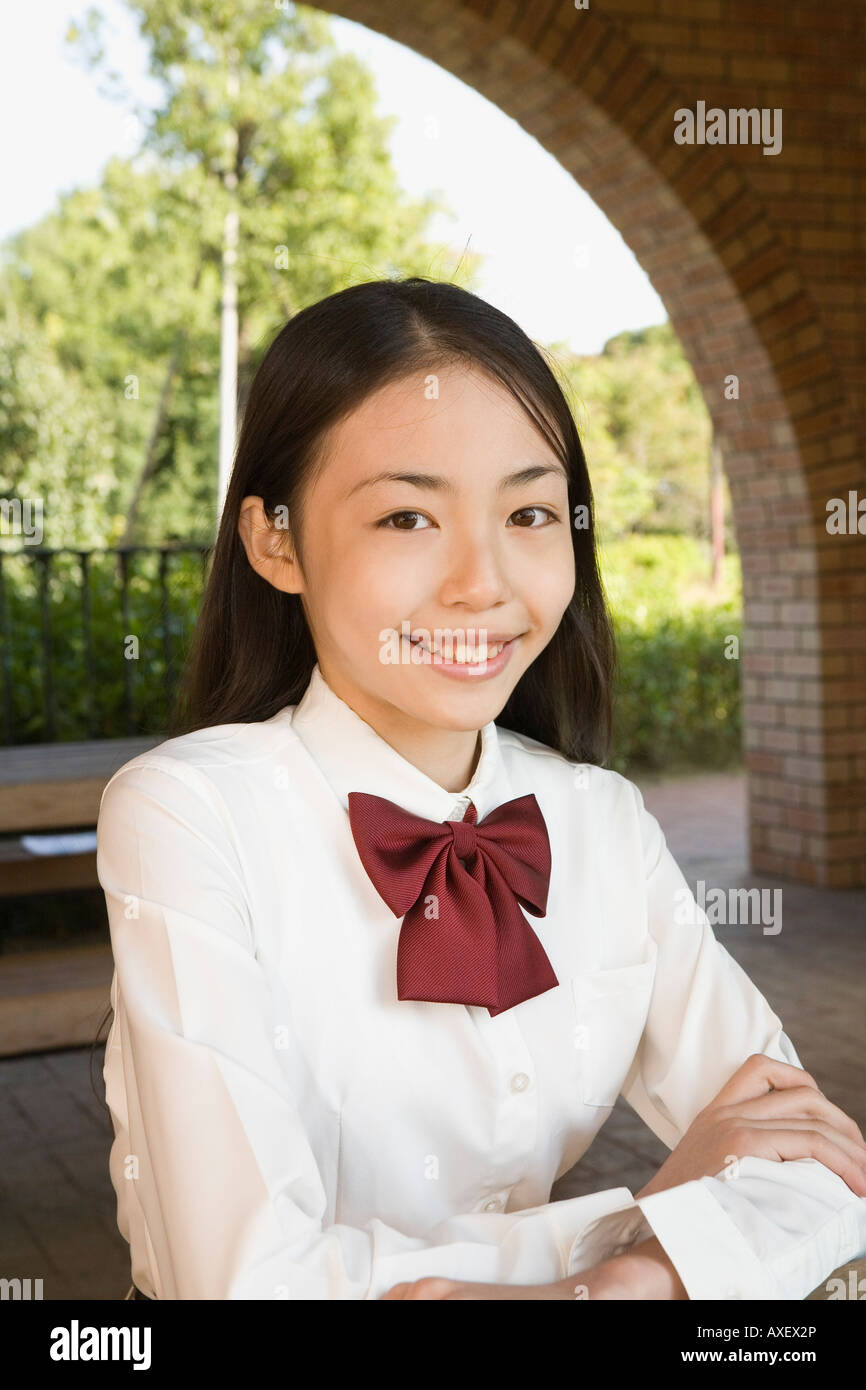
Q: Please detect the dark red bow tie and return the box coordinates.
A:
[347,791,558,1016]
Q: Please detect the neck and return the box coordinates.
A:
[316,663,483,792]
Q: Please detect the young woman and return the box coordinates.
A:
[98,277,866,1301]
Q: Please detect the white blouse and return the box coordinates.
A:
[97,662,866,1300]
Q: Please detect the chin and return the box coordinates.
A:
[413,679,521,723]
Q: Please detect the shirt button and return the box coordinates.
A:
[483,1197,503,1212]
[511,1072,530,1092]
[623,1219,644,1243]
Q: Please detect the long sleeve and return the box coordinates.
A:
[567,779,866,1299]
[98,757,654,1299]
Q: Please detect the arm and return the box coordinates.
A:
[566,777,866,1300]
[98,757,663,1300]
[379,1234,688,1298]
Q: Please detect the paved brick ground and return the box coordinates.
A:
[1,770,863,1299]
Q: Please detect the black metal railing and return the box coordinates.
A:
[0,544,211,745]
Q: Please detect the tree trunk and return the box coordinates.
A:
[217,63,241,524]
[119,261,205,547]
[710,437,725,589]
[119,334,186,548]
[216,197,239,523]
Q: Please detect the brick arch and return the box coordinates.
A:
[320,0,866,887]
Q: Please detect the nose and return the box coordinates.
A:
[437,526,513,611]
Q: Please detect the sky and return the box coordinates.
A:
[0,1,668,355]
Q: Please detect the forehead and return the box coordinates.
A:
[318,363,558,479]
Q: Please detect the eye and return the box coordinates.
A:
[508,506,559,527]
[376,506,560,531]
[376,511,432,530]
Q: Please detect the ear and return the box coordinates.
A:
[237,495,303,595]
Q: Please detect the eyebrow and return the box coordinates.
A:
[345,462,569,499]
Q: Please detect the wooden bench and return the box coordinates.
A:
[0,738,162,896]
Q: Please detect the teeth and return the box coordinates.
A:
[409,637,506,662]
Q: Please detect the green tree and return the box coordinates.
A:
[1,0,479,547]
[0,298,117,550]
[547,322,728,544]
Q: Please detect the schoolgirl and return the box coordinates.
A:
[99,277,866,1300]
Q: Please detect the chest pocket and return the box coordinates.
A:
[571,956,656,1107]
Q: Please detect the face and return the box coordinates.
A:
[239,362,576,781]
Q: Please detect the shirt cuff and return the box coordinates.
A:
[566,1196,654,1277]
[633,1178,779,1300]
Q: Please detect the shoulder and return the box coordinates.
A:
[97,709,304,815]
[496,723,664,869]
[496,722,636,808]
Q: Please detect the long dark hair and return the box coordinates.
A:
[169,276,617,765]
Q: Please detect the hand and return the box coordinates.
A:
[380,1276,576,1299]
[380,1237,687,1300]
[635,1053,866,1201]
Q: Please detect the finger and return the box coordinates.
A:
[728,1124,866,1197]
[729,1115,866,1174]
[773,1128,866,1197]
[709,1054,819,1108]
[720,1086,866,1150]
[442,1283,552,1300]
[441,1283,500,1300]
[379,1284,410,1299]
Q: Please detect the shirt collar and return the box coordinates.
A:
[289,663,513,823]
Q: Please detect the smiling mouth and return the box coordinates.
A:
[405,634,518,663]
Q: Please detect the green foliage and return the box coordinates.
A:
[0,536,743,774]
[609,610,743,773]
[0,546,205,743]
[2,2,726,555]
[1,0,480,549]
[599,531,742,621]
[546,322,731,542]
[0,301,119,550]
[601,535,744,773]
